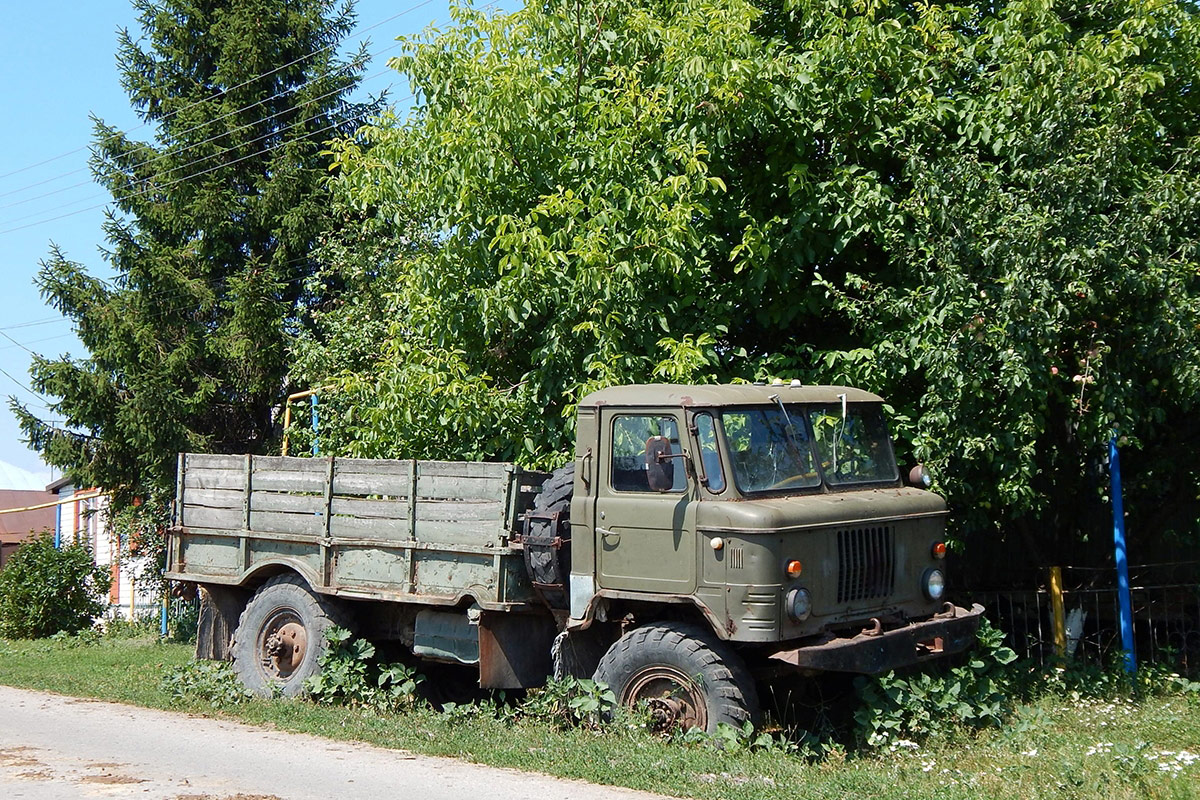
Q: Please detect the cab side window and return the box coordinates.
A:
[610,415,686,493]
[694,413,725,492]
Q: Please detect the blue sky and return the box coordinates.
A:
[0,0,518,488]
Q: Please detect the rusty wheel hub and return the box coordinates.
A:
[623,666,707,732]
[258,614,307,680]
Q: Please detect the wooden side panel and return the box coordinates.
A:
[179,534,241,575]
[174,452,532,607]
[334,545,410,588]
[182,505,245,531]
[183,468,245,491]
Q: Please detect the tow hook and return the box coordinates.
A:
[934,602,958,620]
[861,618,882,637]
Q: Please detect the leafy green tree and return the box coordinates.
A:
[0,534,112,639]
[303,0,1200,564]
[15,0,377,503]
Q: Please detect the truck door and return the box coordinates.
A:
[595,409,697,594]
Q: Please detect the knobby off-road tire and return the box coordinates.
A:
[594,622,760,734]
[533,463,575,513]
[526,464,575,608]
[231,573,351,697]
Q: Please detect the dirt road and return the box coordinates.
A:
[0,686,675,800]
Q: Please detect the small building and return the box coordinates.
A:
[46,477,155,620]
[0,489,56,569]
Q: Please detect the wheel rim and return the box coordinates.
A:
[256,608,308,682]
[622,665,708,732]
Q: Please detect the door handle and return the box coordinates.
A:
[597,526,620,541]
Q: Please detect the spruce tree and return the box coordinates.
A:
[15,0,375,501]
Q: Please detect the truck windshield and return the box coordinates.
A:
[722,404,898,493]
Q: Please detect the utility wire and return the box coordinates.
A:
[0,87,405,237]
[0,68,395,229]
[0,39,402,210]
[0,0,437,185]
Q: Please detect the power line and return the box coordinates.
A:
[0,39,401,211]
[0,88,404,238]
[0,0,436,185]
[0,69,394,230]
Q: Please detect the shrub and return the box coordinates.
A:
[161,660,253,707]
[521,676,617,730]
[305,626,424,713]
[853,618,1018,748]
[0,533,111,639]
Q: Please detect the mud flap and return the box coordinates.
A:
[195,584,249,661]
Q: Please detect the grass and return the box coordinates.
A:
[1,634,1199,800]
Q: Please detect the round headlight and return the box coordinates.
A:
[908,464,933,489]
[923,568,946,601]
[786,588,813,622]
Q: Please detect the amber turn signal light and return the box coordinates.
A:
[931,542,947,559]
[785,559,803,578]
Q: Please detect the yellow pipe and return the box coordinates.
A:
[0,490,103,515]
[1049,566,1067,659]
[281,387,333,457]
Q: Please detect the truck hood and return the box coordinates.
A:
[695,487,947,534]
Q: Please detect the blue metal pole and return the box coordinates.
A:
[161,594,169,637]
[1110,435,1136,675]
[311,393,319,456]
[54,501,61,549]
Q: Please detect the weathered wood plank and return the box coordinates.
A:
[418,461,509,479]
[251,471,326,493]
[330,496,405,520]
[248,509,325,537]
[252,456,328,473]
[332,459,416,476]
[329,514,411,539]
[416,475,508,502]
[184,468,246,491]
[184,488,244,509]
[331,472,413,497]
[415,500,503,522]
[413,518,502,544]
[251,491,324,515]
[186,454,243,471]
[182,505,245,530]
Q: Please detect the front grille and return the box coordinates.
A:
[837,526,895,603]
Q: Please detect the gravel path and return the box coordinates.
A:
[0,685,676,800]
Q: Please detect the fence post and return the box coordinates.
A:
[1049,566,1066,659]
[1110,434,1136,675]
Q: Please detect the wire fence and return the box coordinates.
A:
[961,562,1200,676]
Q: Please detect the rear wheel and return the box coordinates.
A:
[594,622,759,733]
[231,574,349,697]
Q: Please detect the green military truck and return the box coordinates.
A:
[168,382,983,732]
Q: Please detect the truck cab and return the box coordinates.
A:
[562,383,980,678]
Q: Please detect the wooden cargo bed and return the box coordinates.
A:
[166,453,548,610]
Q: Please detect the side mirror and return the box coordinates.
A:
[645,437,675,492]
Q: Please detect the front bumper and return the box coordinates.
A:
[768,603,985,675]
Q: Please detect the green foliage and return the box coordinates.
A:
[521,675,618,730]
[15,0,377,506]
[160,659,253,707]
[304,626,424,713]
[853,619,1019,748]
[681,720,805,756]
[0,533,112,639]
[299,0,1200,562]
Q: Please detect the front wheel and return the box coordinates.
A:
[594,622,759,733]
[231,573,349,697]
